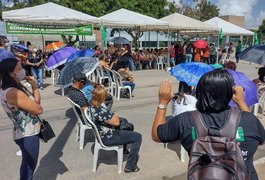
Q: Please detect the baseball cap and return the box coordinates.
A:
[73,73,87,83]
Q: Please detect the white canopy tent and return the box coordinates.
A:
[204,17,254,36]
[100,8,169,30]
[2,2,99,25]
[160,13,218,33]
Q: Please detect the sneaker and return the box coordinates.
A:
[40,87,44,90]
[123,149,130,154]
[124,166,140,173]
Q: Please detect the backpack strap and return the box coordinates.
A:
[190,110,208,137]
[219,108,241,139]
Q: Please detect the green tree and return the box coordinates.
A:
[182,0,219,21]
[258,19,265,35]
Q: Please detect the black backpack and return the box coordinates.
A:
[188,108,249,180]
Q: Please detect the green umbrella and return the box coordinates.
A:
[211,63,223,69]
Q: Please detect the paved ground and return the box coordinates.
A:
[0,61,265,180]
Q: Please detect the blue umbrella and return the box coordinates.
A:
[46,46,77,71]
[170,62,214,86]
[66,48,95,63]
[11,44,29,53]
[57,57,99,86]
[227,69,258,108]
[238,45,265,64]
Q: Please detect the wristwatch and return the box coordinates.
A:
[158,103,167,110]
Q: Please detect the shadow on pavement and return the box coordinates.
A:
[34,108,77,180]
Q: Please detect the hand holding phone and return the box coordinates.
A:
[25,76,38,89]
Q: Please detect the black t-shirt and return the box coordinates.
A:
[28,52,42,68]
[157,109,265,180]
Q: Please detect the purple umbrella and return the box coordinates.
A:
[46,46,77,70]
[227,69,258,108]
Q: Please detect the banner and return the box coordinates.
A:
[5,22,93,35]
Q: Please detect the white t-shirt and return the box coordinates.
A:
[172,94,197,117]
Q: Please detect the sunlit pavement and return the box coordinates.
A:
[0,60,264,180]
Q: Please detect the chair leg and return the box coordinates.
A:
[180,145,185,162]
[93,141,100,172]
[117,88,121,101]
[117,147,123,174]
[79,126,85,150]
[128,87,132,101]
[76,123,80,142]
[61,87,64,96]
[253,103,259,116]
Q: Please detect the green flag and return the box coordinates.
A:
[219,28,223,45]
[101,21,107,49]
[254,32,259,45]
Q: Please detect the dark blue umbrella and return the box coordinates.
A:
[11,44,29,53]
[227,69,258,108]
[66,48,95,63]
[57,57,99,86]
[238,45,265,64]
[110,37,130,44]
[169,62,214,86]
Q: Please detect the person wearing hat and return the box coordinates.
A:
[68,73,113,112]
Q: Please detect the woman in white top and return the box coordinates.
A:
[172,81,197,116]
[0,58,43,180]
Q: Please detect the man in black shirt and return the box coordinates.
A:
[152,69,265,180]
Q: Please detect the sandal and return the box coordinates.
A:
[124,166,140,173]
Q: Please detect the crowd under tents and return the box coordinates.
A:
[205,17,254,36]
[2,2,99,25]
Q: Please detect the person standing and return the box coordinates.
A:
[0,58,43,180]
[185,44,193,62]
[169,43,175,67]
[0,35,15,62]
[236,40,242,63]
[27,47,44,90]
[209,43,216,64]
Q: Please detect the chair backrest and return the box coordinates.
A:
[111,70,123,86]
[105,67,115,83]
[67,97,90,127]
[157,56,164,63]
[84,107,106,148]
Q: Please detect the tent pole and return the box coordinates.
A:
[216,31,220,64]
[167,29,171,68]
[157,31,159,48]
[41,33,45,50]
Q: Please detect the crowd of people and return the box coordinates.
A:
[1,33,265,180]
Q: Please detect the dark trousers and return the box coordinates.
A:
[210,55,216,64]
[15,135,40,180]
[102,130,142,170]
[235,52,240,63]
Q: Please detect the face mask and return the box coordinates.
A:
[15,69,26,81]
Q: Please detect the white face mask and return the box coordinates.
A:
[15,69,26,81]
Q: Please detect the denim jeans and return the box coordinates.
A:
[102,130,142,170]
[15,135,40,180]
[210,55,216,64]
[129,58,135,71]
[185,54,192,62]
[31,67,43,88]
[122,81,135,93]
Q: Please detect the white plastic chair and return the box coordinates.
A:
[112,70,132,101]
[51,69,61,85]
[68,98,92,150]
[105,67,117,96]
[84,108,123,174]
[96,67,110,85]
[156,56,164,70]
[253,90,265,117]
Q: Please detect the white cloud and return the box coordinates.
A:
[216,0,259,28]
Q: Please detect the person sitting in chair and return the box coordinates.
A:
[88,86,142,173]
